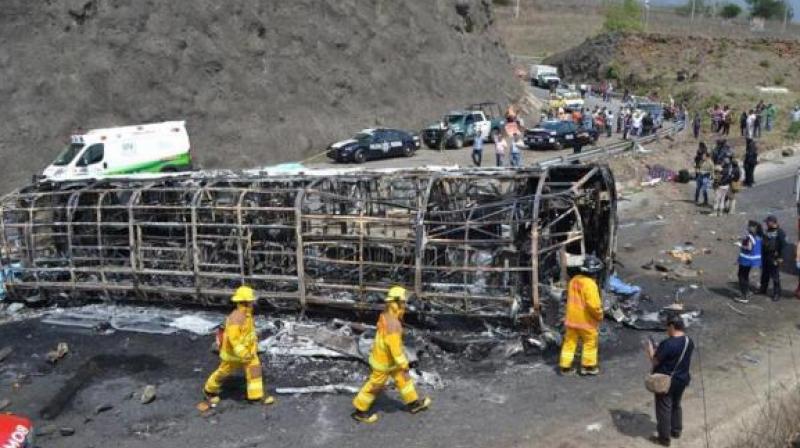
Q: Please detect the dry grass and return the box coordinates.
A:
[494,1,800,57]
[495,3,604,56]
[729,385,800,448]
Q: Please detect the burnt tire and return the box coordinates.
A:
[353,149,366,164]
[403,145,414,157]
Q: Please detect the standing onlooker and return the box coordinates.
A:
[765,103,776,132]
[633,112,643,137]
[754,110,762,138]
[695,149,713,206]
[642,113,654,136]
[739,111,748,137]
[616,109,624,134]
[735,221,763,304]
[582,108,593,131]
[726,159,742,214]
[713,158,733,216]
[746,110,756,140]
[471,125,484,167]
[509,133,521,168]
[623,112,633,140]
[721,106,731,136]
[743,139,758,187]
[792,106,800,123]
[692,113,701,139]
[605,109,614,138]
[644,316,695,447]
[494,135,506,167]
[760,215,786,301]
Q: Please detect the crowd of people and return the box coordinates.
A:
[692,138,758,216]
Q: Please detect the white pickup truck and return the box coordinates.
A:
[530,64,561,88]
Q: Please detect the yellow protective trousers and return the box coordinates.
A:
[204,357,264,401]
[559,327,599,369]
[352,369,418,412]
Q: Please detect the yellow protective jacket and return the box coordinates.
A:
[219,306,258,363]
[564,275,603,331]
[368,311,410,372]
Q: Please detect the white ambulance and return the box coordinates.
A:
[42,121,193,181]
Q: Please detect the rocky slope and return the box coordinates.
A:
[0,0,522,192]
[546,32,800,108]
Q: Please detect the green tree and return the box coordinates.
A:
[603,0,644,32]
[745,0,791,20]
[720,3,742,18]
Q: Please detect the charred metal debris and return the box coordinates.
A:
[0,165,616,331]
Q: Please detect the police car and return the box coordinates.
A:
[326,128,420,164]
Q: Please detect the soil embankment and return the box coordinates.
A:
[0,0,523,193]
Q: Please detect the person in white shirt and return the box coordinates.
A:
[494,135,507,167]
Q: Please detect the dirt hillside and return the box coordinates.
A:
[0,0,522,193]
[546,32,800,109]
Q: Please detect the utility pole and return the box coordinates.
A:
[515,0,520,19]
[690,0,696,23]
[783,4,791,33]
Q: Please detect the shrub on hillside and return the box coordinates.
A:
[603,0,644,33]
[720,3,742,18]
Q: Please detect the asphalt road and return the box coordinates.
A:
[2,154,798,447]
[306,86,627,172]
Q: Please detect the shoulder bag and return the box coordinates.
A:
[645,336,689,395]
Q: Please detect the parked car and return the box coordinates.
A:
[0,413,34,448]
[421,104,508,150]
[524,120,598,151]
[326,128,420,163]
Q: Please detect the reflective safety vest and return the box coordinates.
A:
[368,311,409,372]
[738,234,762,268]
[564,275,603,331]
[219,307,258,363]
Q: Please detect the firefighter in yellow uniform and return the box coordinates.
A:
[559,256,604,376]
[203,286,275,405]
[351,286,431,423]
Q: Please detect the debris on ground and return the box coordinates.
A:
[5,303,24,315]
[46,343,69,364]
[35,424,57,437]
[95,403,113,414]
[260,321,363,360]
[410,370,446,390]
[586,423,603,432]
[59,427,75,437]
[41,305,225,336]
[140,385,157,404]
[275,385,360,395]
[0,346,12,363]
[667,247,694,264]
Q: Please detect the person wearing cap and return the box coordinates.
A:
[559,255,604,376]
[644,316,695,446]
[203,285,275,406]
[759,215,787,301]
[351,286,431,423]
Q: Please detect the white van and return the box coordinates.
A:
[42,121,193,181]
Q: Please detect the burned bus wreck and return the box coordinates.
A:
[0,164,616,330]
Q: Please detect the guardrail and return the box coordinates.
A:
[535,120,685,168]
